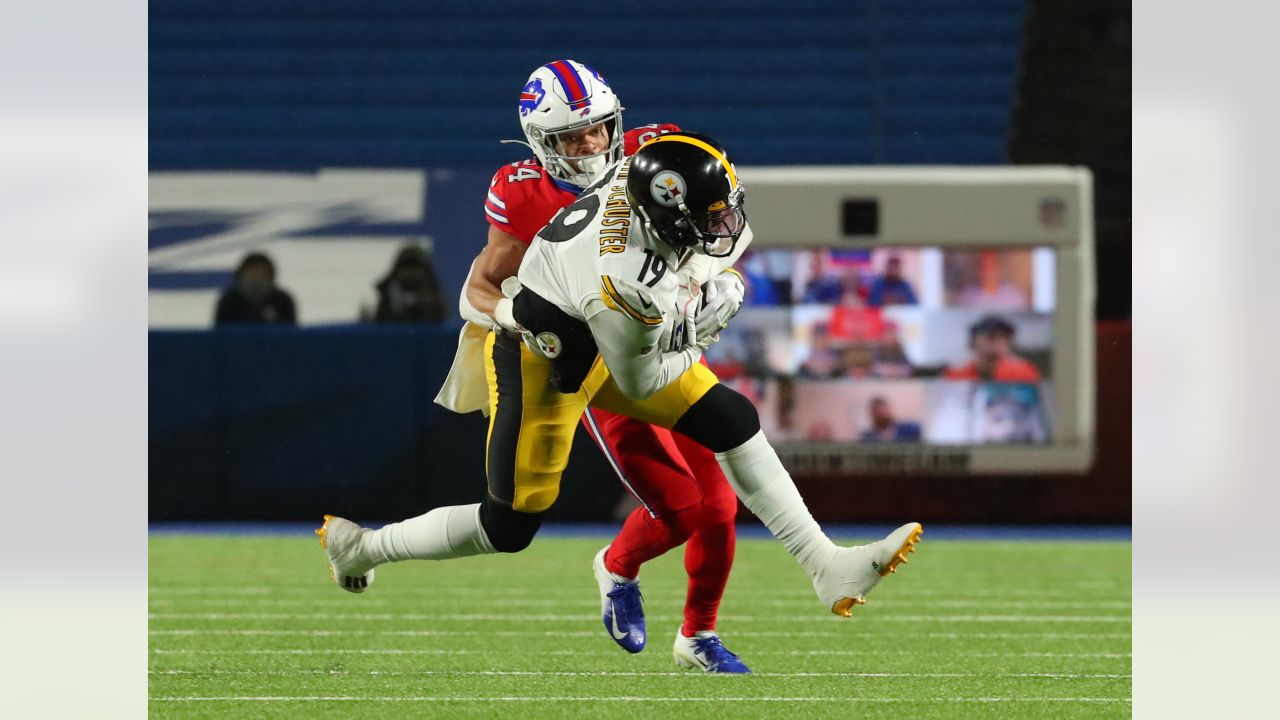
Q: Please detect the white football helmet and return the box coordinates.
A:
[516,59,624,188]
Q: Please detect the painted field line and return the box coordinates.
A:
[150,648,1130,658]
[149,669,1130,679]
[149,586,1132,599]
[148,612,1131,624]
[148,597,1130,611]
[149,628,1131,640]
[151,696,1131,704]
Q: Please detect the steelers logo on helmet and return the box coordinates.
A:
[650,171,687,208]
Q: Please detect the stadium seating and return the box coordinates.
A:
[149,0,1027,168]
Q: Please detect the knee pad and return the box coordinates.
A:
[479,496,544,553]
[673,383,761,453]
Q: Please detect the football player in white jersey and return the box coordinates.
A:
[318,132,922,625]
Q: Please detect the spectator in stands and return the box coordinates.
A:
[944,315,1042,382]
[870,321,914,378]
[866,256,918,307]
[798,252,844,304]
[859,396,922,442]
[971,383,1048,443]
[214,251,297,326]
[953,250,1030,310]
[361,244,446,324]
[828,286,884,342]
[798,324,843,378]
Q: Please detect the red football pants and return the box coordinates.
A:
[581,405,738,636]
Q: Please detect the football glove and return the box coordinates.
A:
[658,277,701,353]
[492,276,527,333]
[694,269,745,345]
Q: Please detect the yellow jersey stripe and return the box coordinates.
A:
[601,276,663,326]
[645,135,739,190]
[600,279,650,324]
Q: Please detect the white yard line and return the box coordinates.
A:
[149,628,1131,639]
[150,695,1132,703]
[147,594,1131,604]
[150,648,1130,658]
[148,612,1131,623]
[149,668,1131,679]
[148,586,1131,599]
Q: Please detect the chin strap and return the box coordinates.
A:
[499,138,535,151]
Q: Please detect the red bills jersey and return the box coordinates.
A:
[484,123,682,245]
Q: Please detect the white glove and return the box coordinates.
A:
[694,269,745,345]
[658,276,701,353]
[492,297,524,333]
[491,276,527,333]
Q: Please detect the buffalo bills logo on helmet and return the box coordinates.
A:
[519,78,546,116]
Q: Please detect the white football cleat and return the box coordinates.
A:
[672,627,751,673]
[812,522,923,617]
[315,514,376,593]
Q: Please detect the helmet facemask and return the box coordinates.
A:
[526,109,624,188]
[677,185,747,258]
[631,185,746,258]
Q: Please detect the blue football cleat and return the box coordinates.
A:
[593,545,646,653]
[673,628,752,674]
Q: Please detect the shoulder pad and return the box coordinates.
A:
[624,123,683,155]
[599,274,663,326]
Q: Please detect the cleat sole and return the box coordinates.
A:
[831,595,866,618]
[315,514,335,549]
[880,523,924,577]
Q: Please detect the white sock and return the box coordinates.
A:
[361,503,496,564]
[715,431,834,575]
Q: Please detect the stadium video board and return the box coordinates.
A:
[734,167,1094,474]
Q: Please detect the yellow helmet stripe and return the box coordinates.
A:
[644,135,738,190]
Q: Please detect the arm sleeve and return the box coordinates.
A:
[588,304,701,402]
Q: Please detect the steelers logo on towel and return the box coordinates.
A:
[650,171,687,207]
[535,331,562,359]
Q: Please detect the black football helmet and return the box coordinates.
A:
[625,131,746,258]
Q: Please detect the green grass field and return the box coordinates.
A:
[149,531,1131,718]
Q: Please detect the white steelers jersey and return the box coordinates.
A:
[517,157,686,333]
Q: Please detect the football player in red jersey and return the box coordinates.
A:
[467,59,748,673]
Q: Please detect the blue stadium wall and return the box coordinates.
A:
[150,0,1027,169]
